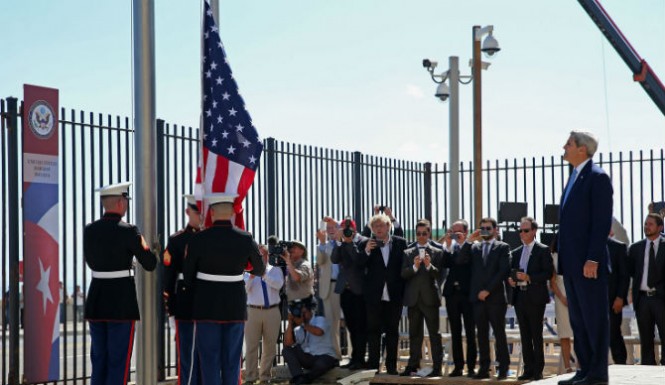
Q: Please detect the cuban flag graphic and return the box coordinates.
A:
[22,84,60,382]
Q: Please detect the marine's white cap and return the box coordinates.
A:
[184,194,199,211]
[205,193,237,207]
[96,181,132,198]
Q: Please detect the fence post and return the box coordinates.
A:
[155,118,166,380]
[266,138,277,236]
[6,97,19,385]
[353,151,363,228]
[424,162,432,222]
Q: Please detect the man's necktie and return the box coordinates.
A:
[562,168,578,206]
[261,278,270,307]
[519,245,530,271]
[482,242,490,265]
[647,241,657,288]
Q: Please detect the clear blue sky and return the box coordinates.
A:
[2,0,664,164]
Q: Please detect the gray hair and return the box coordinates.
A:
[569,130,599,157]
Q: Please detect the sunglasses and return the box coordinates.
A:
[519,229,531,233]
[480,226,493,231]
[416,232,429,236]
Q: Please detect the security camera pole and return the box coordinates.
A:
[471,25,499,227]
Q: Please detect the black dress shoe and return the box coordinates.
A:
[386,369,399,375]
[558,373,585,385]
[448,369,464,377]
[427,369,442,377]
[573,378,608,385]
[347,362,365,370]
[399,367,417,376]
[533,374,543,381]
[467,369,476,378]
[496,371,508,380]
[474,372,490,379]
[518,373,533,380]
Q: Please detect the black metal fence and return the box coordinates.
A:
[2,97,664,384]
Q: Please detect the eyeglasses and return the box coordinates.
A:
[519,229,531,233]
[416,232,429,236]
[480,226,493,231]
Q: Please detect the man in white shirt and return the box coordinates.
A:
[627,213,665,365]
[244,244,285,383]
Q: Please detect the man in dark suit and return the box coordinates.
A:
[183,194,265,385]
[627,213,665,366]
[331,217,368,370]
[458,217,511,380]
[557,131,613,385]
[400,220,444,377]
[507,217,553,381]
[84,182,158,385]
[356,214,407,375]
[606,234,629,365]
[162,195,201,385]
[441,219,477,378]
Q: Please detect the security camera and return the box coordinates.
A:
[481,34,500,58]
[435,82,450,102]
[422,58,437,70]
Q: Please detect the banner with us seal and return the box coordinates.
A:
[22,84,60,382]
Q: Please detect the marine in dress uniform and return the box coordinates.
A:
[84,182,158,385]
[163,195,202,385]
[183,194,265,385]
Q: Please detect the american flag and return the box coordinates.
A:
[195,0,263,228]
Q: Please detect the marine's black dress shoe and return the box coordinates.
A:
[532,373,543,381]
[496,371,508,380]
[518,373,533,380]
[448,368,464,377]
[427,369,442,377]
[573,378,608,385]
[399,367,418,376]
[385,369,399,375]
[467,369,476,378]
[558,372,585,385]
[473,371,490,379]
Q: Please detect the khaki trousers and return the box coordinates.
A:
[322,291,341,359]
[244,306,281,382]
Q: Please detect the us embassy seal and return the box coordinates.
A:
[28,100,56,139]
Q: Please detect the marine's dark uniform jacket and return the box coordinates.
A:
[183,220,265,322]
[163,225,199,319]
[84,213,158,320]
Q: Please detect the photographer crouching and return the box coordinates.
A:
[283,297,339,385]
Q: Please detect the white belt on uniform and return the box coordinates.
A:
[177,273,184,281]
[91,270,132,279]
[196,272,244,282]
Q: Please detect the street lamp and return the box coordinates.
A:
[422,25,499,227]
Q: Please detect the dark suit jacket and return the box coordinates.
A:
[607,237,629,303]
[510,241,553,305]
[331,238,367,296]
[441,243,472,297]
[558,160,613,278]
[628,237,665,311]
[458,240,511,304]
[401,245,443,307]
[356,236,408,305]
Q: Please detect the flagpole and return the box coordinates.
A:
[132,0,158,383]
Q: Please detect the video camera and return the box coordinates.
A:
[267,235,292,267]
[288,296,316,318]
